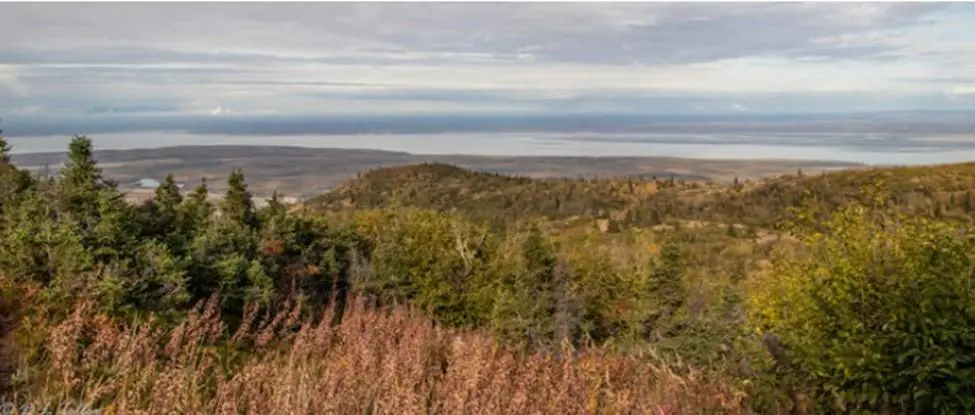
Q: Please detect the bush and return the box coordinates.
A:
[747,203,975,413]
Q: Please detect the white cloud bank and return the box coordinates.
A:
[1,3,974,116]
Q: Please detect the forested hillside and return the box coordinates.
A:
[3,135,975,414]
[310,160,975,231]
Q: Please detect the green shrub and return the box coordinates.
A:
[748,204,975,413]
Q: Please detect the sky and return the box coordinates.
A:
[2,2,975,119]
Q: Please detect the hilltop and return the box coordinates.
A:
[307,160,975,231]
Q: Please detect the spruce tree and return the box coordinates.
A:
[646,238,687,338]
[155,174,183,210]
[146,174,183,241]
[260,191,288,229]
[59,136,111,225]
[0,131,34,209]
[62,136,105,192]
[0,136,11,163]
[222,168,257,229]
[182,177,213,230]
[519,223,558,341]
[523,223,556,288]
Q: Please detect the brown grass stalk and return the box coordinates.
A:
[5,296,746,414]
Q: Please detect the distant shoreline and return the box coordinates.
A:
[7,144,864,200]
[9,130,974,166]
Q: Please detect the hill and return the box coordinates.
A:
[307,161,975,231]
[306,162,645,228]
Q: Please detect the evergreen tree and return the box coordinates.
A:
[512,223,559,342]
[144,174,184,241]
[0,135,11,163]
[221,168,257,229]
[155,174,183,210]
[0,133,34,210]
[257,190,294,286]
[187,214,264,314]
[181,177,213,231]
[522,223,556,289]
[552,257,581,344]
[58,136,112,227]
[646,238,687,339]
[259,190,288,231]
[62,136,106,192]
[90,189,139,264]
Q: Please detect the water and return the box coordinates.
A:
[8,130,975,166]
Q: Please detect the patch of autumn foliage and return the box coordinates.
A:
[7,296,746,414]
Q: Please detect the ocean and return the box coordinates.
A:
[7,130,975,166]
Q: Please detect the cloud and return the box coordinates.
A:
[946,85,975,98]
[0,3,972,116]
[209,106,233,116]
[0,64,28,96]
[0,3,948,65]
[730,103,749,112]
[9,106,42,116]
[85,105,180,115]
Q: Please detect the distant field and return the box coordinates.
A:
[10,145,861,199]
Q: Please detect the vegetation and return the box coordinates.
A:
[3,134,975,413]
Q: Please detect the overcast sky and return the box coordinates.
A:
[2,2,975,118]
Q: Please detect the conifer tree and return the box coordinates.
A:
[515,223,559,341]
[0,135,11,163]
[646,237,687,338]
[0,130,34,209]
[222,168,257,229]
[182,177,213,230]
[155,174,183,210]
[260,191,288,230]
[59,136,112,225]
[145,174,184,241]
[62,136,105,193]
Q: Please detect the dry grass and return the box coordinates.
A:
[5,296,746,414]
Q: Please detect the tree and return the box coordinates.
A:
[0,136,11,163]
[259,191,288,232]
[492,223,559,343]
[187,213,265,315]
[748,204,975,413]
[0,119,11,163]
[58,136,114,228]
[143,174,184,241]
[551,257,581,344]
[221,168,257,229]
[0,131,34,210]
[645,237,687,339]
[155,174,183,210]
[62,136,106,192]
[181,177,213,233]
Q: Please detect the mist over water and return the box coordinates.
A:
[8,130,975,166]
